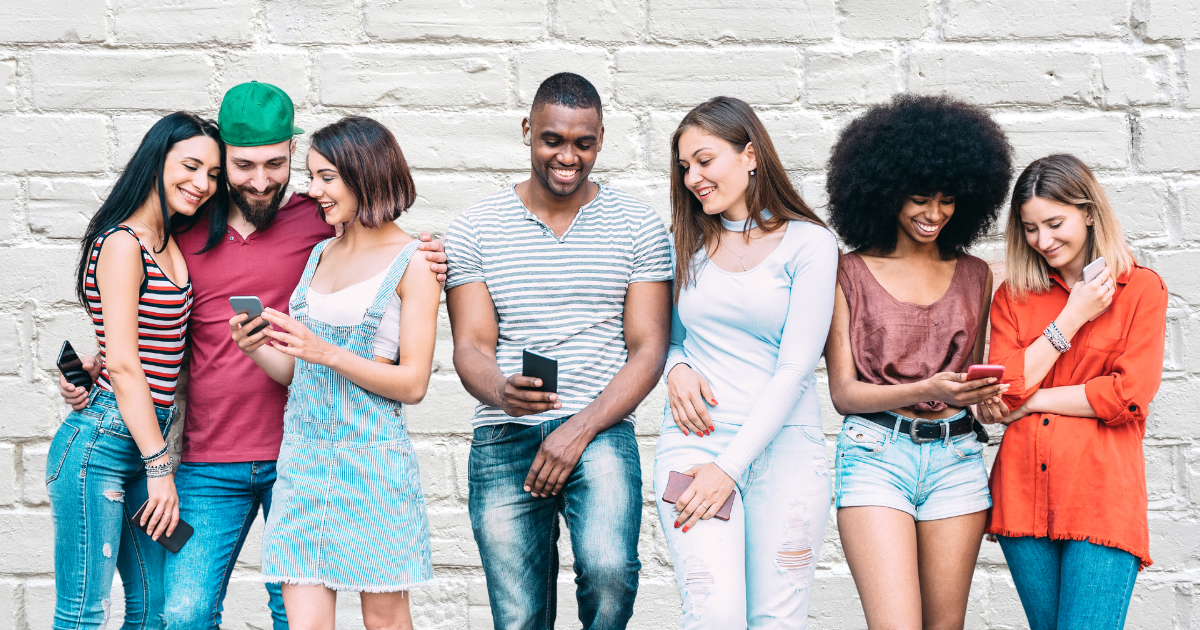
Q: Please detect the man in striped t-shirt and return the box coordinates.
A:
[445,73,672,629]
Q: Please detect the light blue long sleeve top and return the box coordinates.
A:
[666,219,839,481]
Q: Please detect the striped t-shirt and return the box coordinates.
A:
[85,225,192,407]
[445,184,673,428]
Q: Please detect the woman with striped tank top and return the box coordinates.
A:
[231,117,440,629]
[47,112,225,630]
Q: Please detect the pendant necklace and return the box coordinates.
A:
[719,209,772,271]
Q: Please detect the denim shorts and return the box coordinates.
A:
[834,410,991,521]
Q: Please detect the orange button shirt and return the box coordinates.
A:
[986,265,1167,569]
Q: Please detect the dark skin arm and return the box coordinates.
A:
[448,280,671,498]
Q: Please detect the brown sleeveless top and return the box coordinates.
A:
[838,252,990,412]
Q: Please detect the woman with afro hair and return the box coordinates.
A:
[822,94,1013,629]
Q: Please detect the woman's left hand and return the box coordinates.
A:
[999,404,1030,425]
[261,308,338,366]
[674,462,736,533]
[973,396,1010,425]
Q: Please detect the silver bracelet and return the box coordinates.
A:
[145,456,174,478]
[1043,321,1070,353]
[141,443,169,464]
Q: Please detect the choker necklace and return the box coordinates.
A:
[720,208,772,232]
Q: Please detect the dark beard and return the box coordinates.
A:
[229,181,289,232]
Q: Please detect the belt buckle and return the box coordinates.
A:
[909,418,946,444]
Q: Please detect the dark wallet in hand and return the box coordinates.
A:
[661,470,736,521]
[129,501,194,553]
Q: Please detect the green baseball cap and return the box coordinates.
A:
[218,81,304,147]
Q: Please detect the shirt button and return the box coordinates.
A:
[1128,404,1137,412]
[229,236,234,241]
[1043,418,1049,426]
[1041,463,1047,471]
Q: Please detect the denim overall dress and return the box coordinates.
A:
[261,239,432,592]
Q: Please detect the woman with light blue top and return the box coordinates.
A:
[655,96,839,629]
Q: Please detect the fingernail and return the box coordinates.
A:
[709,425,715,432]
[523,486,531,492]
[674,521,681,529]
[682,525,690,533]
[711,399,718,405]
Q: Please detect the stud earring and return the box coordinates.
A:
[750,169,756,177]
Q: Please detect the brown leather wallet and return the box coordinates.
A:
[661,470,735,521]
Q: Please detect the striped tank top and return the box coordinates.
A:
[84,225,192,407]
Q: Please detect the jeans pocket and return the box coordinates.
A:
[46,421,81,485]
[799,425,827,447]
[951,433,985,460]
[837,419,890,459]
[471,424,510,446]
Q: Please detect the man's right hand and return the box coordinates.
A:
[59,353,101,411]
[495,374,561,417]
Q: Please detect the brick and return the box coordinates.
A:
[1144,444,1178,509]
[1140,115,1200,173]
[808,572,865,626]
[233,514,264,570]
[264,0,358,44]
[26,178,107,241]
[366,0,545,42]
[0,378,57,440]
[30,52,211,111]
[0,181,19,242]
[591,111,639,173]
[0,580,12,630]
[1145,0,1200,41]
[112,115,162,169]
[20,445,47,506]
[615,48,801,107]
[316,50,507,108]
[1187,47,1200,109]
[414,441,454,502]
[0,115,106,175]
[944,0,1127,40]
[806,49,898,106]
[997,113,1130,171]
[645,110,686,175]
[555,0,643,43]
[650,0,836,42]
[428,507,480,566]
[1147,376,1200,440]
[1149,512,1200,571]
[0,444,13,507]
[36,311,95,372]
[910,48,1097,106]
[757,110,838,172]
[1098,53,1170,107]
[1127,577,1178,628]
[0,512,53,573]
[1153,249,1200,303]
[22,579,56,629]
[377,112,529,172]
[0,246,78,307]
[1099,176,1168,240]
[219,577,277,626]
[0,0,105,43]
[400,174,504,237]
[841,0,930,39]
[0,60,14,111]
[1179,180,1200,244]
[404,375,479,435]
[603,177,670,227]
[114,0,254,44]
[0,314,19,375]
[517,47,612,105]
[219,52,309,107]
[1187,445,1200,507]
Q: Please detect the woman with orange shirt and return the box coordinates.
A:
[986,154,1168,630]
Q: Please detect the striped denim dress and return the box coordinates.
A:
[261,239,432,592]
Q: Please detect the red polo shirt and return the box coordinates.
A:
[175,194,333,462]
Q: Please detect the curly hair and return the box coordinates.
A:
[825,94,1013,257]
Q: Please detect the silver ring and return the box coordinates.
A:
[699,503,710,511]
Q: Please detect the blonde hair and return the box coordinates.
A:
[1005,154,1135,298]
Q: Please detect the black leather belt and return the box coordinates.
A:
[856,411,989,445]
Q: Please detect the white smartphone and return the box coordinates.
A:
[228,295,269,336]
[1083,256,1107,284]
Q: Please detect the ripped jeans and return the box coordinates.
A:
[654,421,831,629]
[46,389,175,630]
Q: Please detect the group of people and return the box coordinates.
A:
[46,72,1165,630]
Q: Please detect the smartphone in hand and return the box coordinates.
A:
[56,340,93,392]
[522,349,558,393]
[966,364,1005,382]
[661,471,735,521]
[129,500,194,553]
[229,295,269,336]
[1082,257,1110,320]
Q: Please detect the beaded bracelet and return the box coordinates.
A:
[1043,321,1071,353]
[141,443,169,464]
[145,457,174,478]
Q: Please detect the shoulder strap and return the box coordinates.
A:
[290,238,335,313]
[364,241,420,323]
[93,225,150,294]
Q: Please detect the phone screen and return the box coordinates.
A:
[228,296,269,336]
[57,340,93,391]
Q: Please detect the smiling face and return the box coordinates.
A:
[1020,196,1092,273]
[896,192,956,246]
[306,149,359,226]
[676,126,756,218]
[524,103,603,197]
[160,135,222,217]
[225,139,293,230]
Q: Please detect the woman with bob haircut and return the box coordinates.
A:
[823,94,1013,629]
[231,116,441,629]
[986,154,1167,630]
[49,112,224,629]
[656,96,839,627]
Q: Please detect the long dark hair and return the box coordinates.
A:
[75,112,225,306]
[670,96,827,300]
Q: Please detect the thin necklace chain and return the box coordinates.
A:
[718,229,763,272]
[128,214,163,249]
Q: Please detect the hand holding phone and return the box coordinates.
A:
[130,500,193,553]
[56,340,93,392]
[522,349,558,393]
[229,296,269,336]
[966,364,1005,382]
[1074,257,1112,322]
[661,470,735,521]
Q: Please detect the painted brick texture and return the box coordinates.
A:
[0,1,1197,629]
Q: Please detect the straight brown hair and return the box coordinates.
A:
[670,97,827,301]
[310,116,416,228]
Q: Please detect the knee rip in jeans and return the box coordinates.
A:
[775,501,813,589]
[682,556,715,618]
[102,489,124,503]
[102,543,112,558]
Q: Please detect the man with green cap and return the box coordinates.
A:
[59,81,447,629]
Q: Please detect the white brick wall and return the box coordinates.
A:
[0,1,1197,628]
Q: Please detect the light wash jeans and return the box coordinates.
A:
[654,419,831,629]
[997,535,1140,630]
[46,389,174,630]
[163,461,287,630]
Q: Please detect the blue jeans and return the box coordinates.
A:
[997,536,1139,630]
[46,389,174,630]
[469,418,642,630]
[163,461,287,630]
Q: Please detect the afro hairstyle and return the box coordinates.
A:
[825,94,1013,257]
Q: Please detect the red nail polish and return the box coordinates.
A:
[709,425,715,432]
[682,525,690,533]
[711,399,717,405]
[674,521,681,529]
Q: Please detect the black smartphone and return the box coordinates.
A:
[228,295,269,336]
[129,500,194,553]
[56,340,93,392]
[522,348,558,393]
